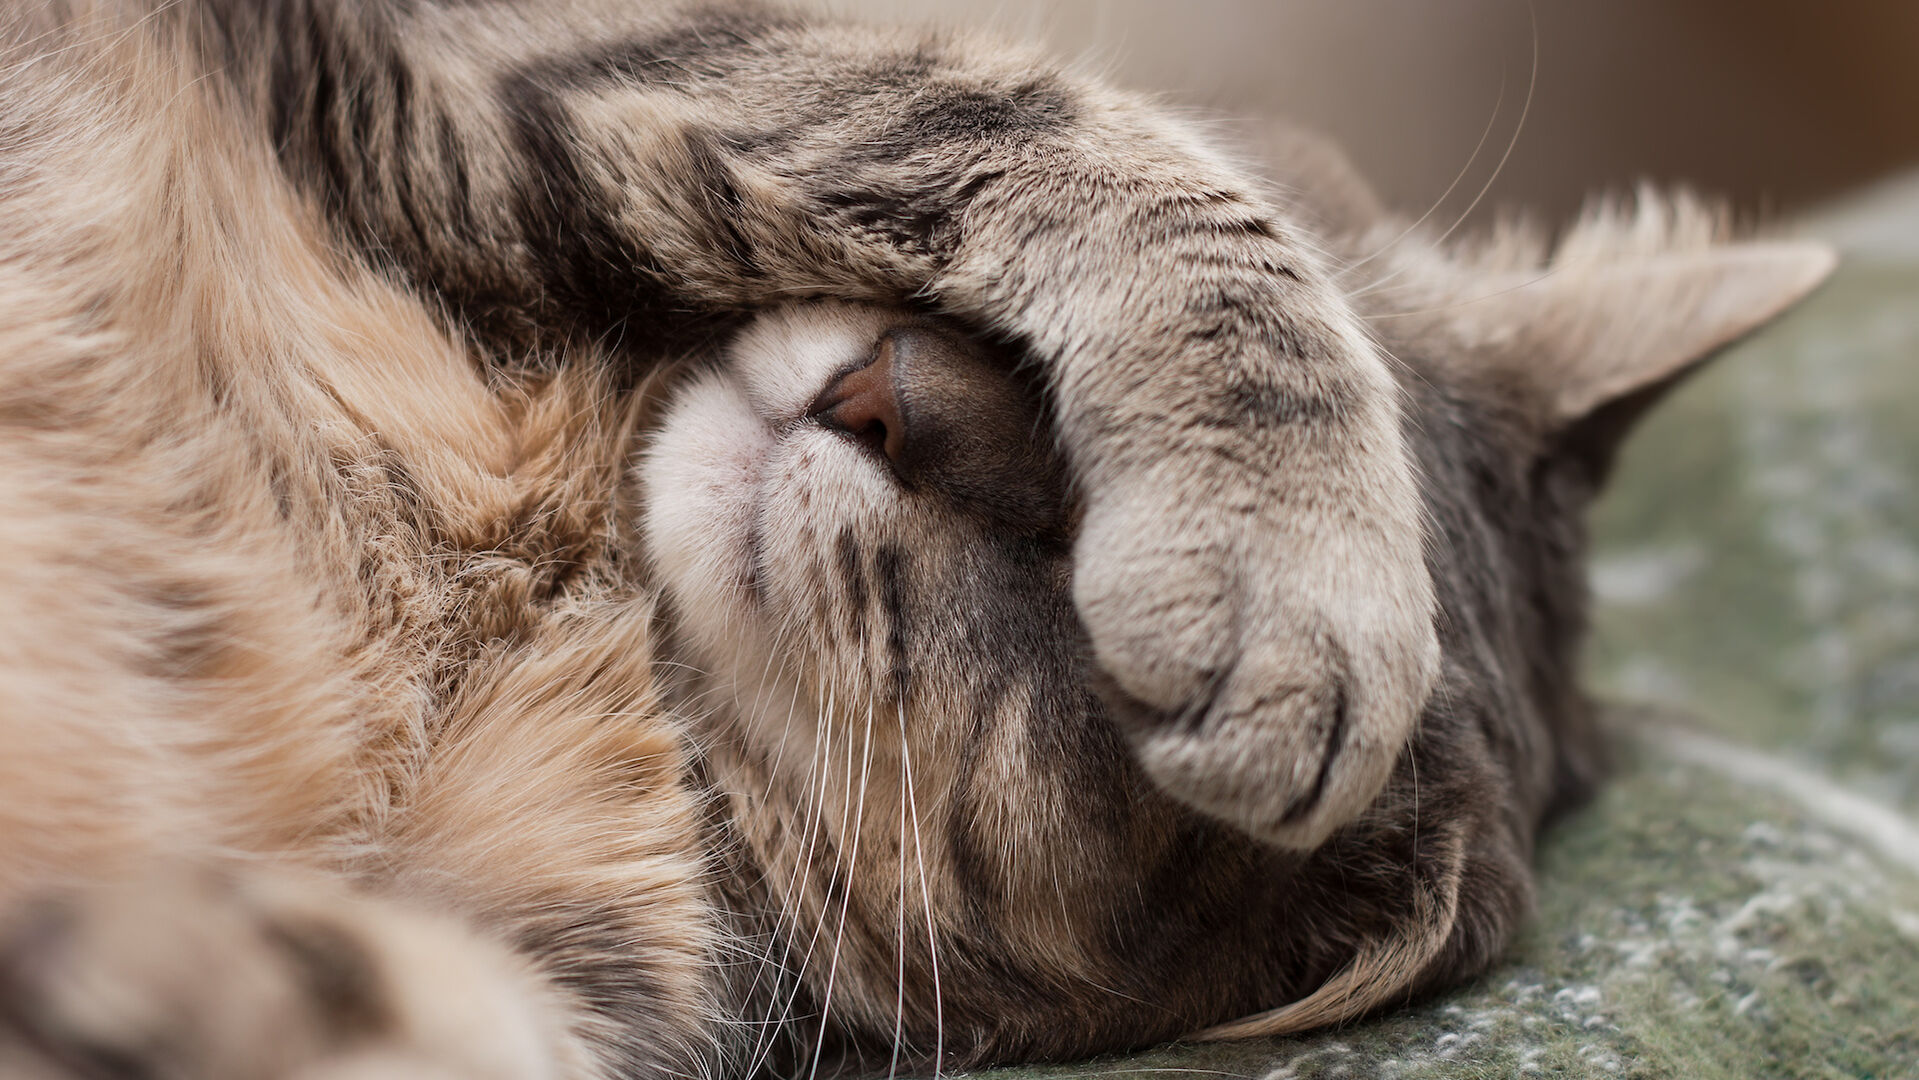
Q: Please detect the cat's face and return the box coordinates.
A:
[638,286,1609,1062]
[639,185,1837,1066]
[644,303,1253,1060]
[644,302,1076,769]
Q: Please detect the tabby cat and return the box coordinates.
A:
[0,1,1831,1078]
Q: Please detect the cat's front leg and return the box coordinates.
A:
[601,44,1439,850]
[581,26,1438,850]
[1055,282,1435,851]
[926,143,1439,852]
[0,868,599,1080]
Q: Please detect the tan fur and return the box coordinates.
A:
[0,10,711,1076]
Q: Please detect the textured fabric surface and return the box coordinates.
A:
[971,204,1919,1079]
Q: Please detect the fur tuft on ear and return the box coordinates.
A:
[1527,242,1837,427]
[1456,190,1836,440]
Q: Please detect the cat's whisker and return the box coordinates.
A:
[753,618,810,814]
[777,680,842,1038]
[1361,266,1560,321]
[1352,0,1540,304]
[807,680,863,1075]
[899,697,944,1079]
[889,695,910,1080]
[737,657,813,1078]
[1341,66,1508,278]
[1430,0,1540,254]
[741,653,834,1080]
[807,693,878,1080]
[764,676,846,1067]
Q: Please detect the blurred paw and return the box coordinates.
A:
[0,869,574,1080]
[1076,451,1437,850]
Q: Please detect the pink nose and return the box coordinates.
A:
[807,332,908,465]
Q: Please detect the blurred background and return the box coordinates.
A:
[831,0,1919,228]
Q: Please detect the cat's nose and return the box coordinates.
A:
[807,330,914,466]
[808,323,1066,528]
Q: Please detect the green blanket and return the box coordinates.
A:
[978,212,1919,1079]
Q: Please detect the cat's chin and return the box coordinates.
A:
[639,302,911,678]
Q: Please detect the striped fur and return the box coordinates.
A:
[0,2,1831,1078]
[181,0,1444,854]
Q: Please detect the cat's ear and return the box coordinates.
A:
[1475,235,1836,479]
[1520,240,1836,425]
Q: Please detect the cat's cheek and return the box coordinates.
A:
[744,432,917,698]
[640,376,773,657]
[750,434,899,615]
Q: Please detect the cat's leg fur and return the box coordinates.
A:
[0,295,712,1080]
[0,467,716,1080]
[182,0,1439,848]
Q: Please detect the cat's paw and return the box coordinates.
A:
[0,869,580,1080]
[1076,422,1438,851]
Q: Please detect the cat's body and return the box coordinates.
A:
[0,2,1832,1078]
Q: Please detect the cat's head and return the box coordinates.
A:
[639,148,1833,1066]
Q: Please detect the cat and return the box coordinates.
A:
[0,1,1833,1078]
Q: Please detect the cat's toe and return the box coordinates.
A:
[0,869,574,1080]
[0,870,373,1079]
[1098,613,1429,850]
[1077,498,1438,850]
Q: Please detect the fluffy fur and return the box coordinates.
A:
[0,12,711,1076]
[0,2,1832,1078]
[176,0,1444,853]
